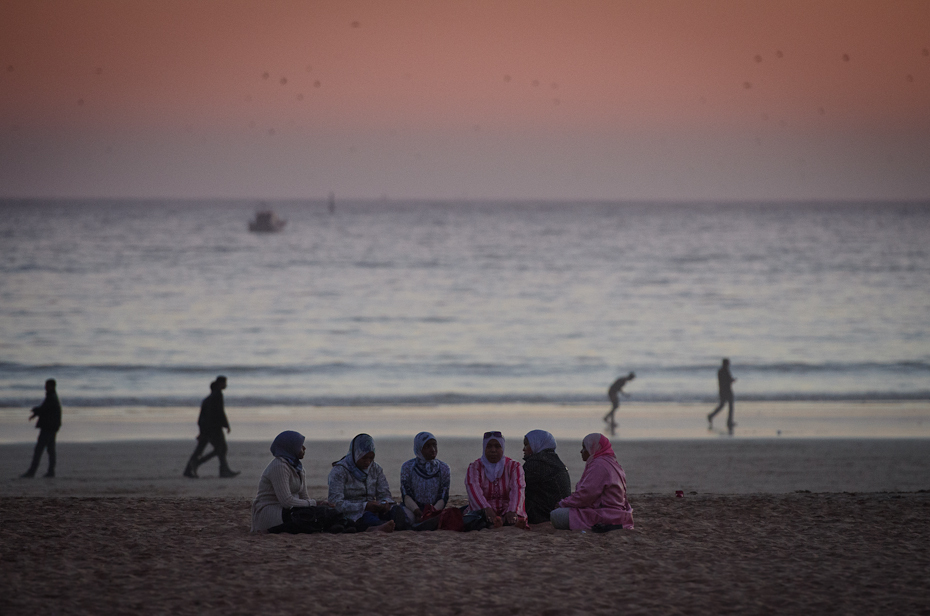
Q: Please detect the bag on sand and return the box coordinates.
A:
[414,505,479,532]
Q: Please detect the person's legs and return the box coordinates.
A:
[184,434,209,477]
[197,432,221,467]
[726,395,735,429]
[44,431,57,477]
[550,507,571,530]
[387,504,410,530]
[212,431,228,470]
[708,398,726,424]
[604,393,619,421]
[211,431,239,477]
[22,432,49,477]
[269,507,350,534]
[354,511,382,530]
[353,511,394,532]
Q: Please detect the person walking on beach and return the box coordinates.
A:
[603,372,635,434]
[183,376,239,478]
[707,359,736,433]
[21,379,62,478]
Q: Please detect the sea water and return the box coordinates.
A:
[1,199,928,411]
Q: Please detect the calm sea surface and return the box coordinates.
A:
[1,199,928,409]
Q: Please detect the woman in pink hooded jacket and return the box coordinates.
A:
[550,433,634,530]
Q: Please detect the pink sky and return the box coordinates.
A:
[2,0,928,200]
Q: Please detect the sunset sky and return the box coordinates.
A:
[2,0,928,200]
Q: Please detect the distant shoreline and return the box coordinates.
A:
[2,401,928,445]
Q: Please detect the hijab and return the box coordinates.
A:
[270,430,305,472]
[413,431,441,479]
[481,431,506,482]
[525,429,558,455]
[582,433,616,463]
[332,433,376,482]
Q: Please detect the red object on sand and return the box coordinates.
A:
[675,491,684,498]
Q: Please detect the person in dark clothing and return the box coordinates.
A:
[603,372,635,434]
[21,379,62,478]
[183,376,239,478]
[522,430,572,525]
[708,358,737,433]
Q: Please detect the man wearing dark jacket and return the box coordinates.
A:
[708,358,737,432]
[21,379,62,478]
[183,376,239,478]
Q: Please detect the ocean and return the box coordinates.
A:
[1,199,928,411]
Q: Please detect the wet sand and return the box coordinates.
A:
[3,401,929,444]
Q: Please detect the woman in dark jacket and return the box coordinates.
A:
[522,429,571,524]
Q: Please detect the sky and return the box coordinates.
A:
[1,0,929,201]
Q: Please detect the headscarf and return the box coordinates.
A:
[525,429,557,455]
[582,433,616,463]
[413,431,441,479]
[481,431,506,482]
[270,430,305,472]
[332,433,375,482]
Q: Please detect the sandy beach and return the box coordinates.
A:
[2,435,929,614]
[2,492,928,615]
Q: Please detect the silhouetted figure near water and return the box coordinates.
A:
[603,372,635,435]
[183,376,239,478]
[21,379,62,478]
[708,359,736,433]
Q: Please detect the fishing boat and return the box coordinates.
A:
[248,209,286,232]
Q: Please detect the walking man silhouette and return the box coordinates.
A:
[183,376,239,478]
[21,379,62,478]
[707,359,736,433]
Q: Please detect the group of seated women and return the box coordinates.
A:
[250,428,634,534]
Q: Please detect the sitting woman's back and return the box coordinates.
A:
[522,430,571,524]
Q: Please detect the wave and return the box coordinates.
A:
[2,359,928,376]
[2,391,928,408]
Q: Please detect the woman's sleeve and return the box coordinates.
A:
[558,464,603,509]
[399,461,413,500]
[298,471,312,502]
[327,467,366,519]
[270,461,315,509]
[436,462,451,508]
[507,460,526,516]
[373,465,395,503]
[465,461,490,510]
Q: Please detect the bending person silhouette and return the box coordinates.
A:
[707,359,736,433]
[21,379,62,478]
[183,376,239,478]
[603,372,635,434]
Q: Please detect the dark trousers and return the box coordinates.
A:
[709,393,735,427]
[26,429,57,474]
[187,429,230,472]
[355,505,409,531]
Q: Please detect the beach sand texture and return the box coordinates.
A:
[2,438,929,613]
[1,492,928,615]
